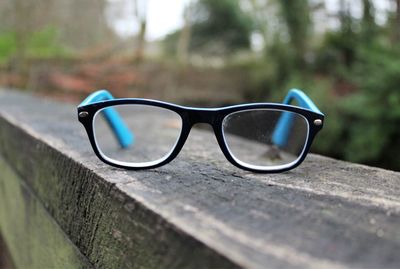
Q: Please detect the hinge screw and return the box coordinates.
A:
[314,119,323,126]
[79,111,89,118]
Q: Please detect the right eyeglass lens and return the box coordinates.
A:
[222,109,309,169]
[93,104,182,167]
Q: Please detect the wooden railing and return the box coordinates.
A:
[0,89,399,269]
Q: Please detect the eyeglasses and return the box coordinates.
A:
[77,89,324,173]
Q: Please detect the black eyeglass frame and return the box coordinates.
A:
[78,98,324,173]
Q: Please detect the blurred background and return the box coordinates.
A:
[0,0,399,171]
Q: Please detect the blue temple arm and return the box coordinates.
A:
[79,90,134,148]
[272,89,323,147]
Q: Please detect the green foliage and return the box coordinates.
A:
[0,32,17,64]
[190,0,253,53]
[0,26,68,64]
[230,40,296,102]
[267,39,296,87]
[340,44,400,168]
[25,26,68,58]
[319,11,358,70]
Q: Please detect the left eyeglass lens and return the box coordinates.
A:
[93,104,182,167]
[222,109,309,169]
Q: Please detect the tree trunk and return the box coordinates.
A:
[361,0,375,40]
[134,0,147,61]
[135,19,147,61]
[279,0,311,68]
[395,0,400,42]
[177,2,193,65]
[12,0,30,73]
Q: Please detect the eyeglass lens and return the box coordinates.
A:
[222,109,309,169]
[93,105,182,167]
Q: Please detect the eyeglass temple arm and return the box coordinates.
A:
[272,89,322,147]
[79,90,134,148]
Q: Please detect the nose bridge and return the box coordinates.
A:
[188,109,217,125]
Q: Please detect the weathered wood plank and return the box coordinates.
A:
[0,89,400,269]
[0,155,93,269]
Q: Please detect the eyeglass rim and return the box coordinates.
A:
[78,99,323,173]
